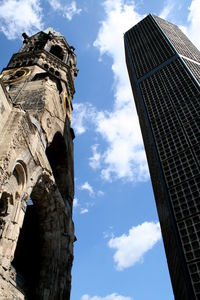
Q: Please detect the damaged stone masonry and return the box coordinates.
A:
[0,28,78,299]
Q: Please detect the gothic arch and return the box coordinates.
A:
[0,160,27,219]
[11,170,74,299]
[12,161,27,201]
[46,131,69,201]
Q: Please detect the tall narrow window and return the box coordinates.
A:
[46,132,69,200]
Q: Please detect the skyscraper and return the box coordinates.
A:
[124,14,200,300]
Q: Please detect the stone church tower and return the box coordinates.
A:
[0,28,77,299]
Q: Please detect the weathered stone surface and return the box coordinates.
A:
[0,29,77,299]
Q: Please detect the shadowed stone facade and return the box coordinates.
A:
[0,28,77,299]
[125,15,200,300]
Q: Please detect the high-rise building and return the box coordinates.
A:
[0,29,77,299]
[125,14,200,300]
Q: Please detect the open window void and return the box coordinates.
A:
[50,45,64,60]
[46,132,69,200]
[12,202,41,299]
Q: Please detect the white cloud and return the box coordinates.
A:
[97,190,104,197]
[159,1,174,19]
[73,197,79,208]
[95,106,148,182]
[48,0,61,10]
[158,0,200,51]
[48,0,81,21]
[92,0,149,182]
[63,1,82,20]
[72,102,96,135]
[0,0,43,39]
[80,208,89,215]
[178,25,188,35]
[81,293,132,300]
[89,144,102,170]
[161,0,200,51]
[80,181,94,197]
[187,0,200,49]
[108,222,161,271]
[72,103,87,135]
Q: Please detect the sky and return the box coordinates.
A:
[0,0,200,299]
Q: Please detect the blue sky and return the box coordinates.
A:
[0,0,200,299]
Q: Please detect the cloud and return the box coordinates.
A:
[187,0,200,49]
[63,1,82,20]
[72,102,96,135]
[108,222,161,271]
[159,0,174,19]
[72,103,87,135]
[89,144,102,170]
[48,0,81,21]
[97,190,104,197]
[92,0,149,182]
[73,197,79,208]
[80,181,94,197]
[160,0,200,51]
[80,208,89,215]
[158,0,200,51]
[0,0,43,39]
[81,293,132,300]
[48,0,61,10]
[95,107,148,182]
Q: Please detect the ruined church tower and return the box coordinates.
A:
[0,29,77,299]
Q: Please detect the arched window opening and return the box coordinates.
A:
[11,170,71,298]
[46,132,68,199]
[50,45,64,60]
[9,161,36,296]
[0,162,26,212]
[13,162,26,198]
[11,202,41,299]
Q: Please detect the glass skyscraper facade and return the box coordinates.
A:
[125,14,200,300]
